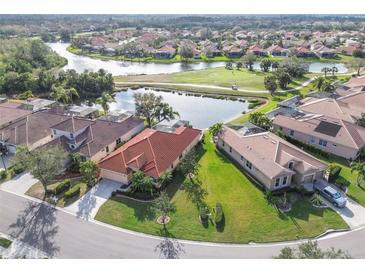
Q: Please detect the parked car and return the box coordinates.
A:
[314,181,347,208]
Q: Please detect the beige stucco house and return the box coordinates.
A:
[217,126,327,190]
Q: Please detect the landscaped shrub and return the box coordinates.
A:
[214,203,223,224]
[328,164,342,182]
[335,176,350,190]
[199,206,209,222]
[12,164,25,175]
[64,185,80,199]
[0,170,7,180]
[54,179,71,195]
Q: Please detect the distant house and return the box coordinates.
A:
[247,45,267,56]
[217,126,327,190]
[336,45,363,56]
[204,45,221,58]
[292,46,315,58]
[98,126,202,184]
[266,45,289,57]
[19,98,57,112]
[313,45,337,58]
[273,114,365,160]
[223,45,243,58]
[66,105,99,118]
[192,48,201,59]
[154,45,176,59]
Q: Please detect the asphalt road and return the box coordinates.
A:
[1,190,365,258]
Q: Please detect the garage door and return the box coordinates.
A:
[100,168,128,184]
[303,174,314,183]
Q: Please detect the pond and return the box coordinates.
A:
[48,42,348,75]
[107,88,249,129]
[48,42,225,75]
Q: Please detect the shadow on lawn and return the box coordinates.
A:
[111,196,156,222]
[154,228,185,259]
[8,201,59,257]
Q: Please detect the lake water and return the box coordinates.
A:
[48,42,348,75]
[108,88,249,129]
[48,42,225,75]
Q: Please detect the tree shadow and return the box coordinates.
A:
[154,228,185,259]
[75,190,97,220]
[8,201,59,257]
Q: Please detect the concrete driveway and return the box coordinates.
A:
[0,172,38,196]
[324,197,365,229]
[63,179,121,220]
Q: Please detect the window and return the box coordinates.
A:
[179,154,182,160]
[106,146,109,153]
[319,139,327,147]
[229,146,232,153]
[288,162,294,170]
[70,133,74,139]
[332,143,337,147]
[289,130,294,136]
[53,129,57,135]
[246,161,252,170]
[116,138,122,145]
[241,155,244,161]
[310,138,315,143]
[171,164,174,169]
[283,176,288,185]
[222,141,225,147]
[275,178,280,187]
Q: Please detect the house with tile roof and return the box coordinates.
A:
[273,114,365,160]
[98,126,202,184]
[217,126,327,190]
[0,111,144,162]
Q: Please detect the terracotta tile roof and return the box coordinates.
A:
[273,115,365,150]
[99,127,202,178]
[219,127,326,179]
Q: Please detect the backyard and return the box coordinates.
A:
[95,133,347,244]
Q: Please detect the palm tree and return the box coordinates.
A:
[331,66,339,77]
[157,171,172,189]
[321,67,332,77]
[157,103,180,123]
[314,76,325,91]
[95,92,116,114]
[351,161,365,187]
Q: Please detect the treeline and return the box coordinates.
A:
[0,38,114,101]
[0,38,67,94]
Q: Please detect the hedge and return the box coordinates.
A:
[54,179,71,195]
[12,164,25,175]
[329,164,342,182]
[285,136,330,158]
[64,185,80,199]
[335,176,350,189]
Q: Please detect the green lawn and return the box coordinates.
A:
[95,134,347,244]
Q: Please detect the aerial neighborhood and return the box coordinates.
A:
[1,14,365,259]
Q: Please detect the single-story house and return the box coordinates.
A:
[154,45,176,59]
[217,126,327,190]
[313,46,337,58]
[98,126,202,184]
[292,46,315,58]
[247,45,268,56]
[223,45,243,58]
[266,45,289,57]
[273,114,365,160]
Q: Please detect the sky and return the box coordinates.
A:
[1,0,365,14]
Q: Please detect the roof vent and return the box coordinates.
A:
[271,140,277,144]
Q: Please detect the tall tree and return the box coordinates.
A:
[264,75,277,95]
[260,58,272,72]
[347,58,365,76]
[209,123,224,137]
[178,42,194,61]
[178,148,200,181]
[331,66,339,77]
[321,67,332,77]
[95,92,116,114]
[351,161,365,187]
[11,146,66,197]
[79,160,99,187]
[241,53,257,71]
[134,92,179,128]
[153,191,176,227]
[274,69,292,89]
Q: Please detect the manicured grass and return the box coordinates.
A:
[95,134,347,244]
[0,237,12,248]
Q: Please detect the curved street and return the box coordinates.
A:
[1,189,364,258]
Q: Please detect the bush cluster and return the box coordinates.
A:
[64,185,80,199]
[54,179,71,195]
[328,164,342,182]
